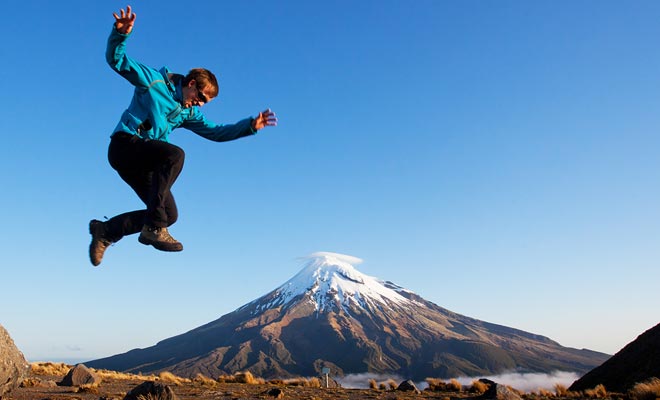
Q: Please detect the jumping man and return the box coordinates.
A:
[89,6,277,266]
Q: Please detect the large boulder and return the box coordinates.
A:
[123,381,178,400]
[58,363,102,386]
[0,324,30,399]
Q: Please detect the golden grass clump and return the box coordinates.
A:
[470,379,489,394]
[426,378,447,392]
[629,378,660,400]
[20,378,41,388]
[217,371,265,385]
[236,371,264,385]
[157,371,190,386]
[192,373,217,387]
[584,384,608,398]
[92,368,157,381]
[554,384,568,397]
[367,378,398,391]
[538,388,554,397]
[426,377,462,392]
[448,378,463,392]
[77,383,100,394]
[30,362,72,376]
[553,383,580,398]
[281,377,322,388]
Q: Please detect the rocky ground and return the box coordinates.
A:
[7,369,472,400]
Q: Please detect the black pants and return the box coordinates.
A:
[104,132,185,242]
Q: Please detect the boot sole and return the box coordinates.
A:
[89,220,106,267]
[138,235,183,252]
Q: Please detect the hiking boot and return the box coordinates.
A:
[138,225,183,252]
[89,219,112,266]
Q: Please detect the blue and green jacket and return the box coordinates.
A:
[106,27,255,143]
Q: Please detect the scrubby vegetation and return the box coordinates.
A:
[26,361,660,400]
[583,384,608,398]
[426,377,464,392]
[629,378,660,400]
[216,371,265,385]
[30,362,72,376]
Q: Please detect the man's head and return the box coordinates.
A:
[182,68,219,108]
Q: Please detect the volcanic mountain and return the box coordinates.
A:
[87,252,609,380]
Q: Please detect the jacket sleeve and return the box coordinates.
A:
[183,110,256,142]
[105,27,158,88]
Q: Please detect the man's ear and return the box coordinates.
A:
[187,79,196,88]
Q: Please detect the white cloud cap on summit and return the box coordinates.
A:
[299,251,364,266]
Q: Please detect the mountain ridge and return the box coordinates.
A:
[570,322,660,393]
[87,252,609,380]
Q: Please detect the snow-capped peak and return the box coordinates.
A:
[269,252,412,312]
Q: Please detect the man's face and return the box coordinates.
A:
[182,79,214,108]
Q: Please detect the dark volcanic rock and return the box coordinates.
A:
[397,379,421,393]
[0,324,30,399]
[265,388,284,398]
[123,381,178,400]
[59,363,102,386]
[479,379,522,400]
[570,322,660,393]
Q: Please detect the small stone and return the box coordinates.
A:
[123,381,178,400]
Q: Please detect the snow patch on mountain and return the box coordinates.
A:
[259,251,414,313]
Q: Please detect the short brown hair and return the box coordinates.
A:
[183,68,219,98]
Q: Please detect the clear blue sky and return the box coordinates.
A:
[1,0,658,364]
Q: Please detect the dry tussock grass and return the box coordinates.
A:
[426,377,462,392]
[217,371,265,385]
[91,368,157,381]
[281,377,322,388]
[157,371,191,386]
[77,383,100,394]
[553,383,581,398]
[584,384,608,398]
[367,378,397,391]
[192,373,217,387]
[629,378,660,400]
[20,378,41,388]
[470,379,489,394]
[30,362,72,376]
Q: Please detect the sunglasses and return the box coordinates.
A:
[196,86,209,104]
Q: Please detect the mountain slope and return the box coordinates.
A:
[87,252,609,380]
[569,322,660,393]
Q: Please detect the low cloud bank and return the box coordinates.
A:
[338,371,581,392]
[456,371,581,393]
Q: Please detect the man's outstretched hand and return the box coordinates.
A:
[252,109,278,131]
[113,6,136,34]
